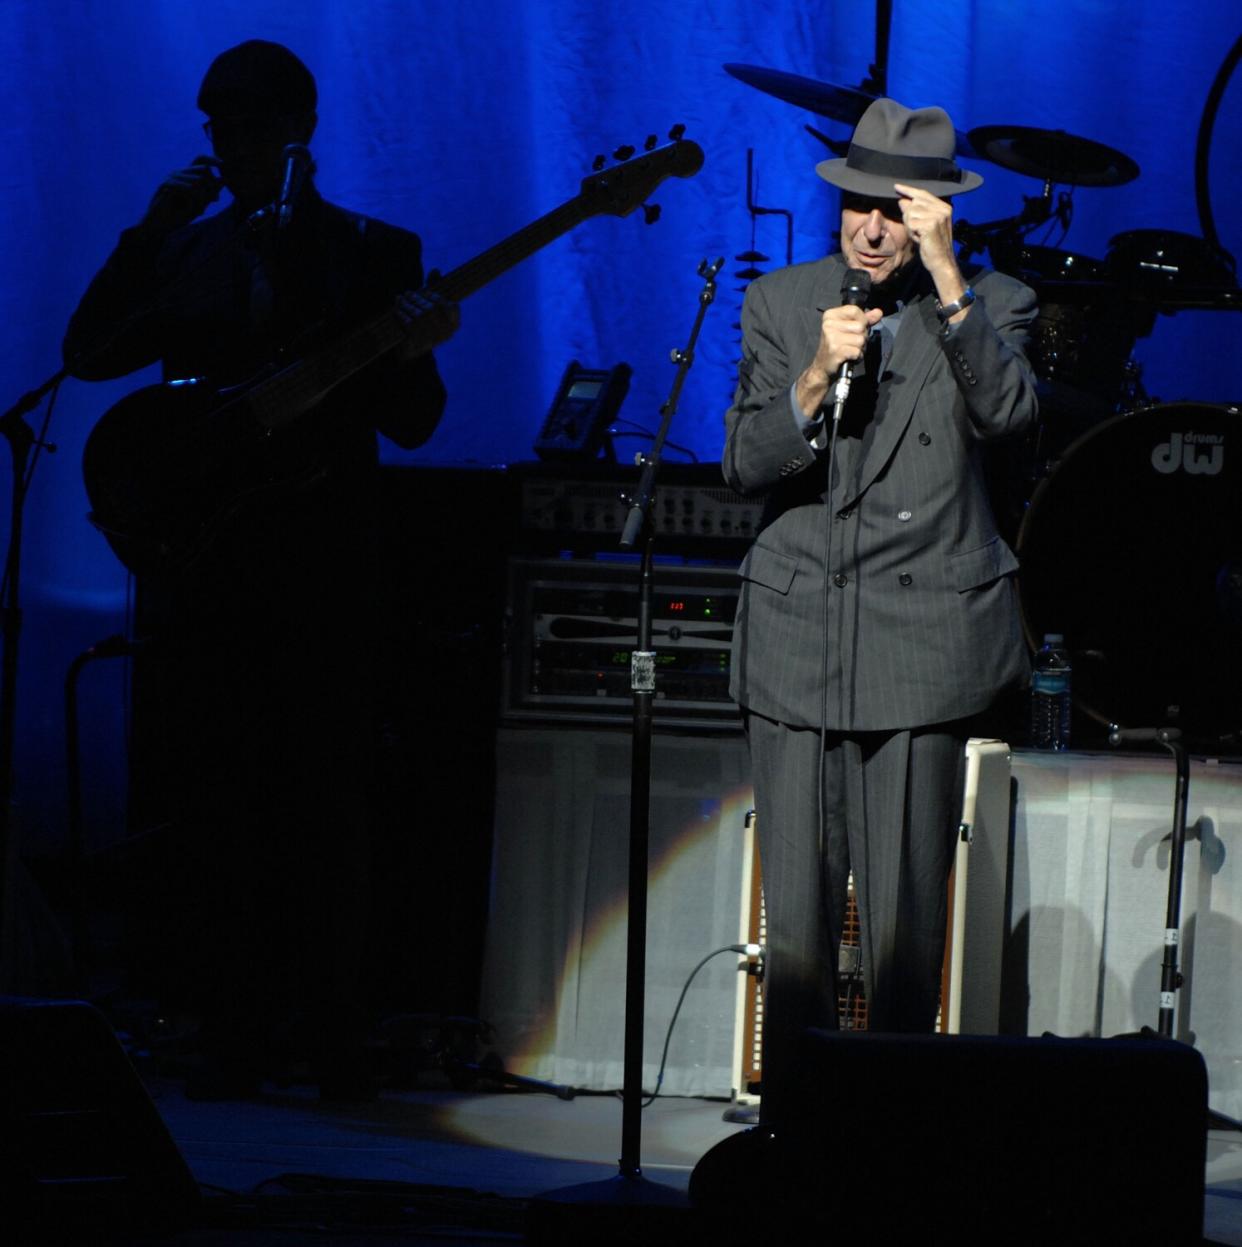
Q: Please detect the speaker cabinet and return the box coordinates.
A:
[787,1030,1206,1242]
[0,996,199,1235]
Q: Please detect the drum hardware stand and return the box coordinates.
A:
[1193,33,1242,271]
[1116,357,1149,413]
[528,257,724,1236]
[953,179,1066,265]
[1107,724,1242,1133]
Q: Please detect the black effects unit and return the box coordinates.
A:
[503,557,742,730]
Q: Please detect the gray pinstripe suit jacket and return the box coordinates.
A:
[725,253,1039,731]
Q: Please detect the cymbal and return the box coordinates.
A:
[723,63,980,159]
[967,125,1139,187]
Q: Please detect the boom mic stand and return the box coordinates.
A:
[1108,724,1242,1133]
[0,370,65,992]
[528,256,724,1238]
[1108,726,1191,1038]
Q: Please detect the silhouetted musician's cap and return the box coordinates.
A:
[197,40,317,118]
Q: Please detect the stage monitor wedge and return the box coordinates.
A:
[0,996,200,1236]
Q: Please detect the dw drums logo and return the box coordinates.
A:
[1151,431,1225,476]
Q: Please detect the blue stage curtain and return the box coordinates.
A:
[1,0,1239,846]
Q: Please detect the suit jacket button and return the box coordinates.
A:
[899,573,913,586]
[833,572,848,588]
[918,432,931,445]
[837,506,853,520]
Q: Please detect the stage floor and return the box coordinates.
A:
[81,1070,1242,1245]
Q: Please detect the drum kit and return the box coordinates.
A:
[729,64,1242,749]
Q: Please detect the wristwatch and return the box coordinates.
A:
[935,287,976,322]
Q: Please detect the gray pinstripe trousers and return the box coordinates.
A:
[745,711,966,1124]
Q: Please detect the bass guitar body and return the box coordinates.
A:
[82,381,330,578]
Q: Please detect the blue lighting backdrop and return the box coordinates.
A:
[1,0,1240,848]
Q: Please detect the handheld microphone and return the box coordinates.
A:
[831,268,872,425]
[276,144,312,228]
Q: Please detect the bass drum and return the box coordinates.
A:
[1017,402,1242,746]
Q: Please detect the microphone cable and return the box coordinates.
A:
[816,268,871,999]
[817,408,844,960]
[636,943,763,1107]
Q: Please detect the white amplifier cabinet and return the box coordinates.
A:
[943,739,1014,1035]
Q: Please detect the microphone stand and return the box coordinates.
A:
[1108,725,1189,1038]
[529,256,724,1236]
[0,369,65,992]
[617,255,722,1173]
[1108,724,1242,1133]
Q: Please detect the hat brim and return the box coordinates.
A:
[816,157,983,199]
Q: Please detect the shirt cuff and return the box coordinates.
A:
[792,380,834,450]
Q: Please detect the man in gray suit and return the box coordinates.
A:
[725,98,1038,1125]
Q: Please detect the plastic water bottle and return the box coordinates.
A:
[1029,634,1072,751]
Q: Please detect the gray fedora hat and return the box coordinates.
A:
[816,97,982,198]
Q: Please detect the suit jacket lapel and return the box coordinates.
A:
[840,287,942,506]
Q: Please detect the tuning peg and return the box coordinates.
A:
[644,134,658,151]
[668,124,686,141]
[613,144,636,162]
[592,154,607,171]
[642,203,662,225]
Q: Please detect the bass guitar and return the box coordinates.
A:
[82,132,704,576]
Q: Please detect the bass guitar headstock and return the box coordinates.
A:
[579,125,704,221]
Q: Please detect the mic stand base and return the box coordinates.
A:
[526,1173,689,1246]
